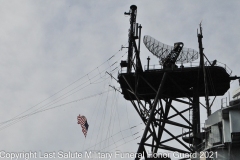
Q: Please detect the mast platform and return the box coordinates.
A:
[118,66,233,101]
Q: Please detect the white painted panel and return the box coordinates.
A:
[222,119,231,143]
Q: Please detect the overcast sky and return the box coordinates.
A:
[0,1,240,160]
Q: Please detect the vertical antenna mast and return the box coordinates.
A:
[198,23,211,116]
[124,5,137,73]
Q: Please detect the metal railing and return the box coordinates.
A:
[119,60,232,76]
[221,97,228,109]
[144,64,163,70]
[144,62,200,71]
[144,60,232,73]
[205,60,232,75]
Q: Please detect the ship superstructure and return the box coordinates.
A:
[200,86,240,159]
[118,5,239,160]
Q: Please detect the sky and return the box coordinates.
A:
[0,1,240,160]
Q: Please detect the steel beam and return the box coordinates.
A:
[135,72,168,160]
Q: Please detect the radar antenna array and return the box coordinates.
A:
[143,35,199,65]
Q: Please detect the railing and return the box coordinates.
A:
[143,60,232,75]
[119,60,232,75]
[221,97,228,109]
[119,67,127,73]
[205,136,221,150]
[182,128,193,149]
[197,141,206,151]
[144,62,200,71]
[144,64,163,70]
[205,60,232,76]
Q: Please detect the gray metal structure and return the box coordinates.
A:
[200,88,240,159]
[118,5,239,160]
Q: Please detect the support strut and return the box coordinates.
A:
[135,72,168,160]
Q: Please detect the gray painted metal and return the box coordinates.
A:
[205,109,222,127]
[229,110,240,133]
[232,87,240,98]
[222,119,231,143]
[203,100,240,160]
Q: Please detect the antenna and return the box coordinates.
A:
[143,35,198,66]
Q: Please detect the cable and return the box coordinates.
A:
[0,75,102,126]
[85,76,109,151]
[64,125,142,160]
[0,44,126,127]
[82,123,142,151]
[0,47,124,129]
[0,90,113,131]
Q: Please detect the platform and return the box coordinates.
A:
[118,66,232,101]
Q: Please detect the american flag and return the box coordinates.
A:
[77,114,89,137]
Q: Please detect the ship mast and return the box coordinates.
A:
[198,23,211,116]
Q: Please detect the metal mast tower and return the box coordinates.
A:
[118,5,239,160]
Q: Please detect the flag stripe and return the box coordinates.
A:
[77,115,89,137]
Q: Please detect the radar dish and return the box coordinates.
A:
[143,35,198,65]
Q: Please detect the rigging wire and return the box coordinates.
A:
[65,125,142,160]
[205,65,217,108]
[85,75,110,151]
[0,68,118,131]
[0,44,126,125]
[100,81,112,150]
[26,62,114,116]
[83,123,142,151]
[100,131,141,152]
[2,42,139,159]
[73,81,142,156]
[0,90,113,131]
[108,135,141,152]
[104,89,118,150]
[87,90,142,153]
[92,76,113,151]
[124,99,140,138]
[0,45,125,129]
[0,75,106,126]
[104,89,125,150]
[26,69,108,115]
[115,92,126,143]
